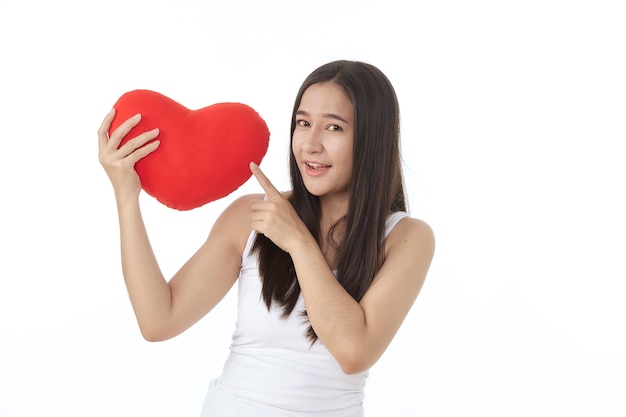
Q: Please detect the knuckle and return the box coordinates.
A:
[136,146,151,159]
[125,137,139,150]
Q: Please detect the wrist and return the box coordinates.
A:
[289,232,321,260]
[114,189,141,211]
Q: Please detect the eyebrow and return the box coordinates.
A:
[296,110,349,124]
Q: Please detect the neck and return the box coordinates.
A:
[318,195,349,269]
[319,194,349,228]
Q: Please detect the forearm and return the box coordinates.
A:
[116,197,172,339]
[290,239,367,368]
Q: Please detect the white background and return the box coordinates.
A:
[1,1,625,416]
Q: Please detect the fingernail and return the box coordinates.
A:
[133,113,141,120]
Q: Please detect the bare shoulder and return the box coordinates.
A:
[382,215,435,279]
[222,193,265,215]
[386,216,435,253]
[219,193,265,218]
[209,193,265,255]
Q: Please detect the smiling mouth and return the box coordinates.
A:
[306,162,330,170]
[304,161,331,177]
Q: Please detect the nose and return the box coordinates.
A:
[300,128,323,154]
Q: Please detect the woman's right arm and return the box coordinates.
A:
[98,109,250,342]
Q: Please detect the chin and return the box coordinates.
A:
[303,185,326,197]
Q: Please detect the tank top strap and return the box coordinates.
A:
[384,211,408,239]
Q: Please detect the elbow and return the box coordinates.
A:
[140,329,165,343]
[338,357,371,375]
[141,331,166,343]
[339,361,367,375]
[335,346,375,375]
[138,323,171,343]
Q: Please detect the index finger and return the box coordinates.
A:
[250,162,281,198]
[97,108,116,148]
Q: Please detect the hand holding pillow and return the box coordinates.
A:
[107,89,270,210]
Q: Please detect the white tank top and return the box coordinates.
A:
[199,211,408,417]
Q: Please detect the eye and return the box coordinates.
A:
[328,124,342,132]
[297,119,310,127]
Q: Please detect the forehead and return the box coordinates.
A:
[298,82,354,120]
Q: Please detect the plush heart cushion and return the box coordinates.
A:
[109,89,270,210]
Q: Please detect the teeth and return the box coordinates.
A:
[307,162,325,169]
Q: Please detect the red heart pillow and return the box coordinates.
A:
[109,89,270,210]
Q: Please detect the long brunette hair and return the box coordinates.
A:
[252,60,406,342]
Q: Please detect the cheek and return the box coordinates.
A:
[291,133,302,156]
[336,140,354,165]
[343,144,355,176]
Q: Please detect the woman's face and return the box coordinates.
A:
[292,82,354,205]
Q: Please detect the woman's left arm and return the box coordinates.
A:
[249,163,435,374]
[293,217,434,374]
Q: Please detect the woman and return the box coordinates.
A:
[98,60,435,416]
